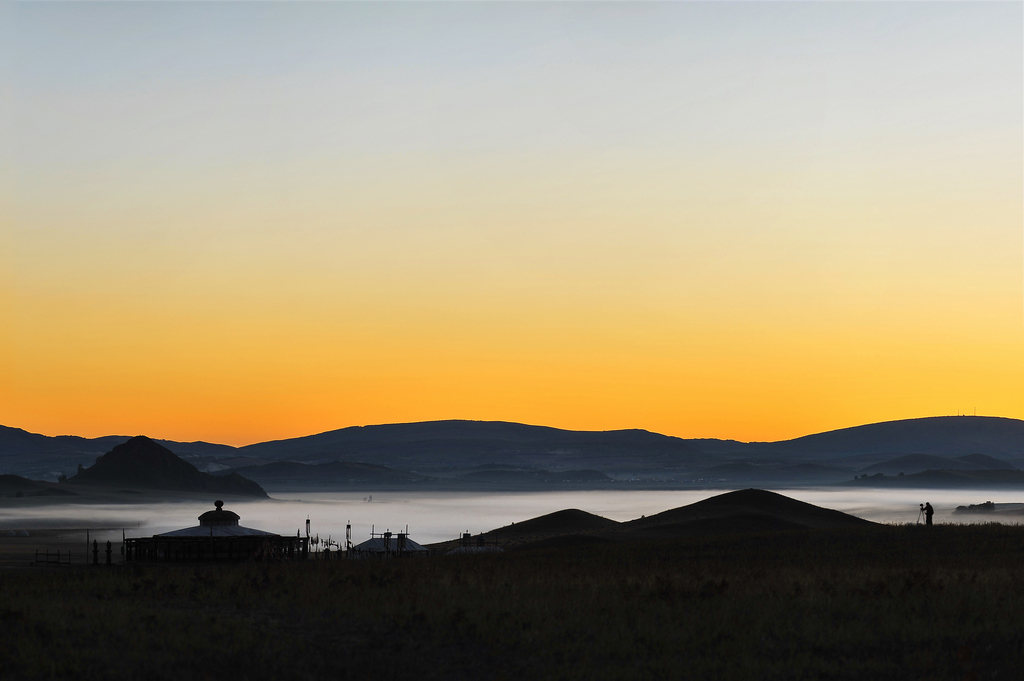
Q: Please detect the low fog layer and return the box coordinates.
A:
[3,488,1022,546]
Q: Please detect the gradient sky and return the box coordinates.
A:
[5,2,1023,446]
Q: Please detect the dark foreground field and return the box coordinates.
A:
[2,525,1023,680]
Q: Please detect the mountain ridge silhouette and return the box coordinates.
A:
[67,436,266,497]
[3,416,1023,482]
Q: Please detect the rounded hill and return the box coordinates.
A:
[622,489,872,537]
[69,436,266,497]
[488,508,620,538]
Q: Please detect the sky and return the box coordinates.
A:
[4,2,1023,446]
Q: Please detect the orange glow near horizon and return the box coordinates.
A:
[8,284,1023,445]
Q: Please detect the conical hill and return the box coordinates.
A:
[69,436,266,497]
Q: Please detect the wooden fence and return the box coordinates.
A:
[34,550,72,566]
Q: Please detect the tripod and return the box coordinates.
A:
[916,507,924,524]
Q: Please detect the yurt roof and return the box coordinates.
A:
[156,525,278,538]
[352,536,428,552]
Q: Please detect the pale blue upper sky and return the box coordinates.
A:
[13,3,1020,172]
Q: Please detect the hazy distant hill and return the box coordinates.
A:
[455,468,611,485]
[700,461,849,483]
[230,461,435,491]
[849,468,1024,489]
[230,460,615,492]
[67,436,266,497]
[858,453,1018,477]
[956,453,1018,470]
[237,420,714,473]
[705,416,1024,460]
[0,474,76,498]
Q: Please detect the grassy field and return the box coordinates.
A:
[2,524,1022,680]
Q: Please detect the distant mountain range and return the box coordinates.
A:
[2,416,1023,490]
[0,436,267,501]
[238,420,711,473]
[695,416,1024,459]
